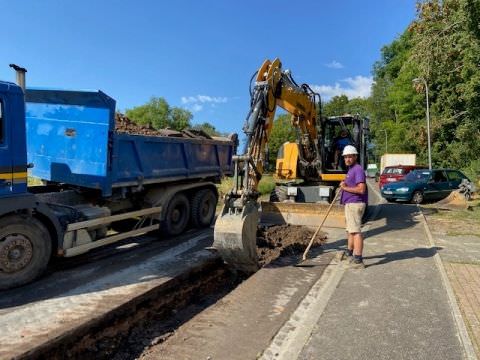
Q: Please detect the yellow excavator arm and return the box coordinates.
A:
[243,58,322,192]
[213,58,323,272]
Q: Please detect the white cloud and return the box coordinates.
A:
[191,104,203,112]
[325,60,344,69]
[181,95,228,104]
[310,75,373,101]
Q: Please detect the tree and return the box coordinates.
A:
[169,107,193,131]
[191,122,221,137]
[367,0,480,177]
[125,96,192,131]
[322,95,350,117]
[322,95,371,118]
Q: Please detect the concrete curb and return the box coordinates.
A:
[419,207,477,360]
[259,255,346,360]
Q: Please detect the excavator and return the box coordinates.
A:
[213,58,368,272]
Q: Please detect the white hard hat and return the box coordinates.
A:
[342,145,358,156]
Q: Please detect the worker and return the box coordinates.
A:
[333,129,352,170]
[339,145,368,268]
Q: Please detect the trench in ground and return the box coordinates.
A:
[27,225,325,360]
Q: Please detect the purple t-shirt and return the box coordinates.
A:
[340,163,368,204]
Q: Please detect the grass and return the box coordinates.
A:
[429,199,480,222]
[426,198,480,237]
[217,174,277,198]
[27,177,43,186]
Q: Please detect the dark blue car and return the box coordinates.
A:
[381,169,470,204]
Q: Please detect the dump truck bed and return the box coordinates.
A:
[25,89,234,196]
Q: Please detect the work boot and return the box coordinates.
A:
[340,250,353,262]
[350,258,365,269]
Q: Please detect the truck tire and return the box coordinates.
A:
[163,193,190,236]
[191,189,217,228]
[0,215,52,290]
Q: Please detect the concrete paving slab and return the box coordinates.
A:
[298,203,467,360]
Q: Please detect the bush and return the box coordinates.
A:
[258,175,276,196]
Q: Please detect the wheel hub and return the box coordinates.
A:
[0,235,33,273]
[172,209,181,223]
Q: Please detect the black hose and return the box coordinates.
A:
[249,70,258,99]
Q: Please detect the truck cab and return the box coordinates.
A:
[0,81,28,196]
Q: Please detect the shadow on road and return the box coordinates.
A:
[364,246,442,267]
[364,203,421,238]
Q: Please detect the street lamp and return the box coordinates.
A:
[381,129,388,153]
[412,77,432,170]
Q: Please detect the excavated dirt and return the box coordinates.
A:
[115,113,185,137]
[256,224,327,266]
[115,113,218,140]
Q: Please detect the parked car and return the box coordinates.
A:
[379,165,425,189]
[381,169,471,204]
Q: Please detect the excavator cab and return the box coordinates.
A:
[322,115,368,174]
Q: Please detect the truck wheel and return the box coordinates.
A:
[163,193,190,236]
[191,189,218,228]
[0,215,52,290]
[270,186,288,202]
[411,191,424,204]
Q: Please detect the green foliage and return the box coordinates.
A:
[126,96,193,131]
[257,175,276,196]
[267,114,297,165]
[369,0,480,177]
[190,122,221,136]
[322,95,370,118]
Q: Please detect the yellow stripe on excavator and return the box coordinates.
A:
[321,173,346,181]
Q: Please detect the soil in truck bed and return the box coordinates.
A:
[256,224,327,266]
[115,113,213,139]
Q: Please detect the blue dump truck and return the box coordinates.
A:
[0,65,236,289]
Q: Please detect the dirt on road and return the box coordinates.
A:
[256,224,327,266]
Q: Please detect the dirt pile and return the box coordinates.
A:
[115,113,184,137]
[256,224,327,266]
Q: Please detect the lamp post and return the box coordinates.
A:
[412,77,432,170]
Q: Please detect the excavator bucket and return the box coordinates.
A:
[260,201,346,229]
[213,201,260,273]
[433,190,469,211]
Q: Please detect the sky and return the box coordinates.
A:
[1,0,417,135]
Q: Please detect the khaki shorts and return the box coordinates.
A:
[345,203,366,234]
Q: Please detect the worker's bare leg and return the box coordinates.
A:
[348,232,354,252]
[352,232,363,256]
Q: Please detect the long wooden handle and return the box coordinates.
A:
[301,189,341,261]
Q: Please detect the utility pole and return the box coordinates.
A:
[413,78,432,170]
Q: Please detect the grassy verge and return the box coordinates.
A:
[217,174,277,199]
[425,199,480,237]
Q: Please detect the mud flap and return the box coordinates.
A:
[213,201,260,273]
[433,190,468,211]
[260,201,346,229]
